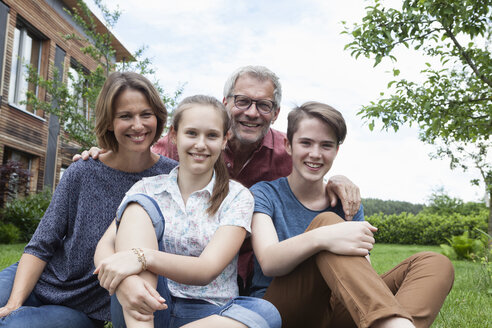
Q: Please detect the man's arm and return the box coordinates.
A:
[72,134,176,162]
[151,133,179,160]
[326,175,361,220]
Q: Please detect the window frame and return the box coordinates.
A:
[68,59,90,120]
[8,18,47,118]
[64,58,91,130]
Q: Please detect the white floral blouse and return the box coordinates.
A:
[120,166,253,306]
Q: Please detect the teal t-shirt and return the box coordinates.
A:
[249,177,364,298]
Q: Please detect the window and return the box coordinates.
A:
[65,60,90,128]
[68,61,89,119]
[59,165,68,181]
[0,148,38,205]
[8,22,43,114]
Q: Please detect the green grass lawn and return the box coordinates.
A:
[371,244,491,328]
[0,243,25,271]
[1,243,490,327]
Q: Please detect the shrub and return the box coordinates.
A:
[440,230,488,260]
[0,189,52,242]
[0,160,31,208]
[0,223,21,244]
[366,210,487,245]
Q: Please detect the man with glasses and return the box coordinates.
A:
[153,66,293,191]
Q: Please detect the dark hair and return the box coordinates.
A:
[95,72,167,152]
[287,101,347,145]
[172,95,231,216]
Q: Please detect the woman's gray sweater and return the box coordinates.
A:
[24,156,177,321]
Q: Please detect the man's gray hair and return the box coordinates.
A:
[223,65,282,110]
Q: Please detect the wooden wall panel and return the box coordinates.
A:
[0,0,129,192]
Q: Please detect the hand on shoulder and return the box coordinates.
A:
[72,147,107,162]
[325,175,361,220]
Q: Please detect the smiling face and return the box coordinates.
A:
[171,104,228,178]
[286,116,339,184]
[224,74,280,147]
[109,88,157,155]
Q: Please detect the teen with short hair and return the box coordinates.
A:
[250,101,454,328]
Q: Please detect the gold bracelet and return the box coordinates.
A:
[132,248,147,271]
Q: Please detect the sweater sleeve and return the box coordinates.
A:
[24,163,81,262]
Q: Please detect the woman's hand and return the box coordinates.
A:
[94,249,144,295]
[115,275,167,321]
[0,302,21,318]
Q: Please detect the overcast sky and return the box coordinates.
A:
[90,0,486,204]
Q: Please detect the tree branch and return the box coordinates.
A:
[358,27,444,54]
[443,26,492,88]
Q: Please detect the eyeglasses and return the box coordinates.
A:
[231,95,276,114]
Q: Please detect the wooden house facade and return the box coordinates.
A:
[0,0,131,196]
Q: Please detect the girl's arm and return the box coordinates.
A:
[146,225,246,285]
[251,212,376,277]
[0,254,46,317]
[96,224,247,293]
[95,214,166,319]
[94,220,117,268]
[97,185,252,293]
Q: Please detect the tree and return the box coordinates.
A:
[362,197,424,216]
[422,187,487,217]
[25,0,182,149]
[343,0,492,236]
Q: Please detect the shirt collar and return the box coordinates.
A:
[261,128,275,149]
[154,166,216,195]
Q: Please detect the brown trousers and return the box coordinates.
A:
[262,212,454,328]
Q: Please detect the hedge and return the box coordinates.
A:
[366,211,488,245]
